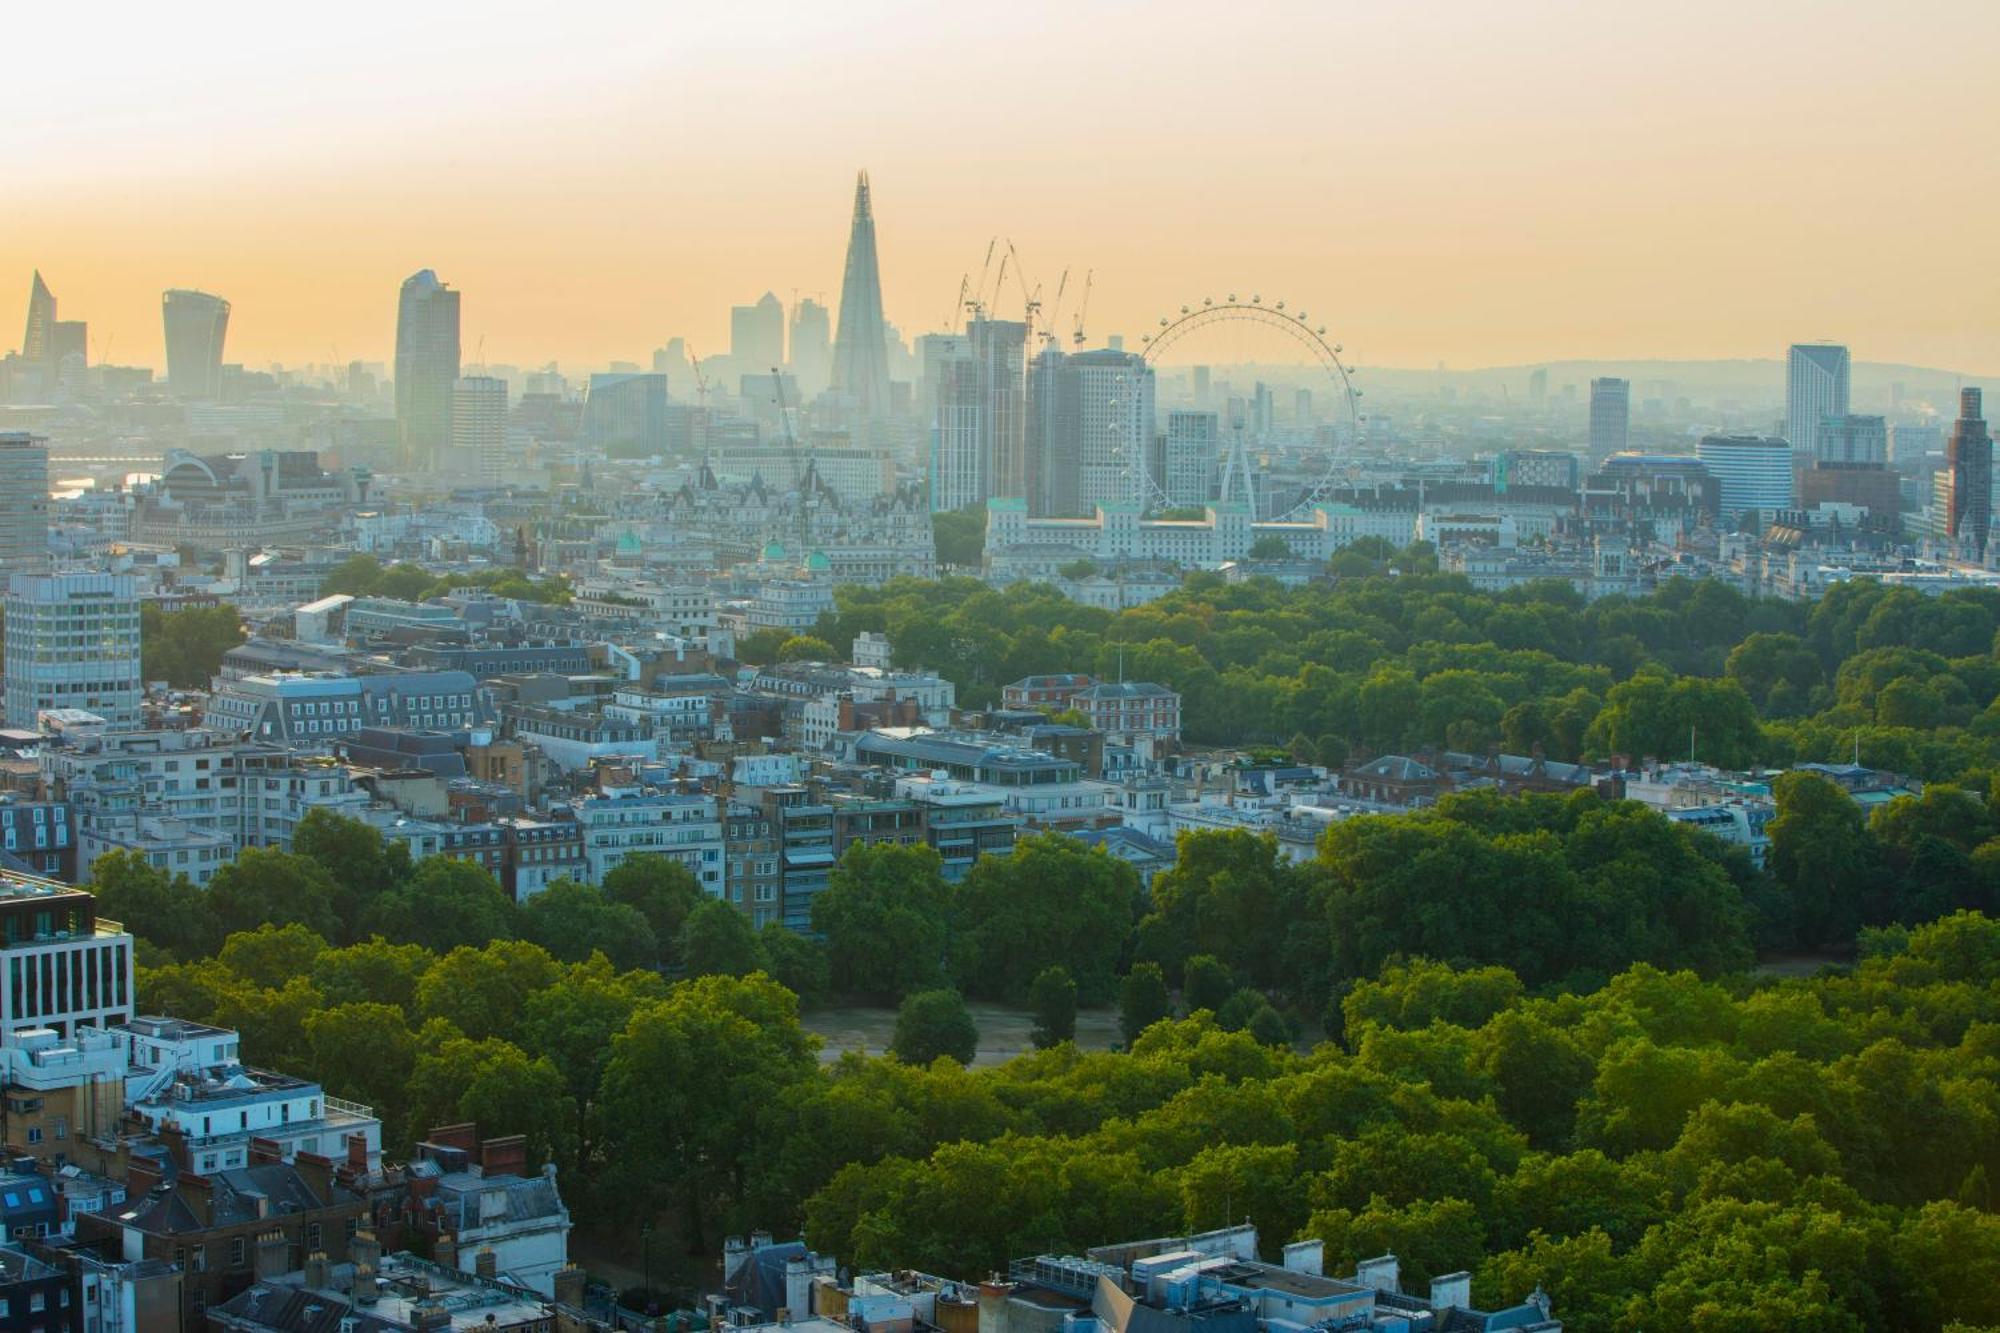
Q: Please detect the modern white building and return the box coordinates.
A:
[0,875,136,1043]
[1696,433,1795,522]
[113,1014,383,1172]
[3,573,142,730]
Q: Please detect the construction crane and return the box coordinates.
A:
[971,237,998,316]
[770,365,812,558]
[686,343,713,458]
[1043,268,1070,348]
[944,274,969,333]
[1005,240,1041,344]
[1071,269,1094,347]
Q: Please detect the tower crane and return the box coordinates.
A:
[771,366,813,558]
[686,343,713,457]
[1071,269,1094,347]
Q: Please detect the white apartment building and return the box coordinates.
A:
[570,785,724,891]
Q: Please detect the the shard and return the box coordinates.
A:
[831,171,892,418]
[21,272,54,362]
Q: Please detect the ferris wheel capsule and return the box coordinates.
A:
[1227,293,1236,302]
[1203,297,1212,306]
[1251,294,1261,304]
[1180,305,1189,315]
[1275,301,1285,310]
[1159,317,1168,326]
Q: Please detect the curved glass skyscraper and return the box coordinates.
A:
[162,289,231,398]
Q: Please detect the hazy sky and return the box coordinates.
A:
[5,1,1998,376]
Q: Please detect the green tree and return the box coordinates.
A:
[217,923,329,989]
[206,847,343,941]
[1120,962,1172,1044]
[778,634,836,663]
[310,938,433,1011]
[1028,965,1077,1049]
[413,940,562,1043]
[361,856,516,954]
[891,988,979,1066]
[952,833,1136,1003]
[1768,771,1881,947]
[520,879,659,971]
[602,854,705,959]
[932,503,987,568]
[1181,954,1236,1014]
[812,843,953,999]
[758,924,830,1006]
[303,1001,418,1132]
[87,850,218,959]
[293,809,406,934]
[140,602,246,689]
[598,974,819,1235]
[679,899,767,978]
[1248,534,1294,561]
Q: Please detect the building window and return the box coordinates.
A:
[305,1222,322,1251]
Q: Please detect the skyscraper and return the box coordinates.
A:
[1815,414,1888,467]
[788,298,832,401]
[830,172,892,418]
[0,435,49,578]
[731,292,785,370]
[161,289,231,398]
[20,273,54,363]
[1588,377,1630,454]
[451,376,509,483]
[1035,348,1156,514]
[1787,343,1851,463]
[926,336,981,512]
[1947,387,1992,560]
[395,270,461,473]
[970,316,1027,502]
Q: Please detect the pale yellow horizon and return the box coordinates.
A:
[5,0,1999,378]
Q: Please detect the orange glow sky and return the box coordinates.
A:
[5,1,1998,376]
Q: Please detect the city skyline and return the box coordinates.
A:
[3,2,1998,375]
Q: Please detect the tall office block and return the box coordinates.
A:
[395,270,461,473]
[0,436,49,578]
[583,372,670,456]
[789,298,832,400]
[161,289,231,399]
[1031,348,1156,514]
[830,172,892,418]
[1787,343,1851,462]
[4,573,142,729]
[1947,388,1992,560]
[927,340,982,512]
[1695,433,1794,523]
[1588,378,1630,454]
[1162,411,1219,507]
[731,292,785,370]
[970,316,1027,502]
[450,376,509,483]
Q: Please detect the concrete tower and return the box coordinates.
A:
[831,172,892,418]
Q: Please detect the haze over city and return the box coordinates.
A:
[4,6,2000,1332]
[7,0,2000,373]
